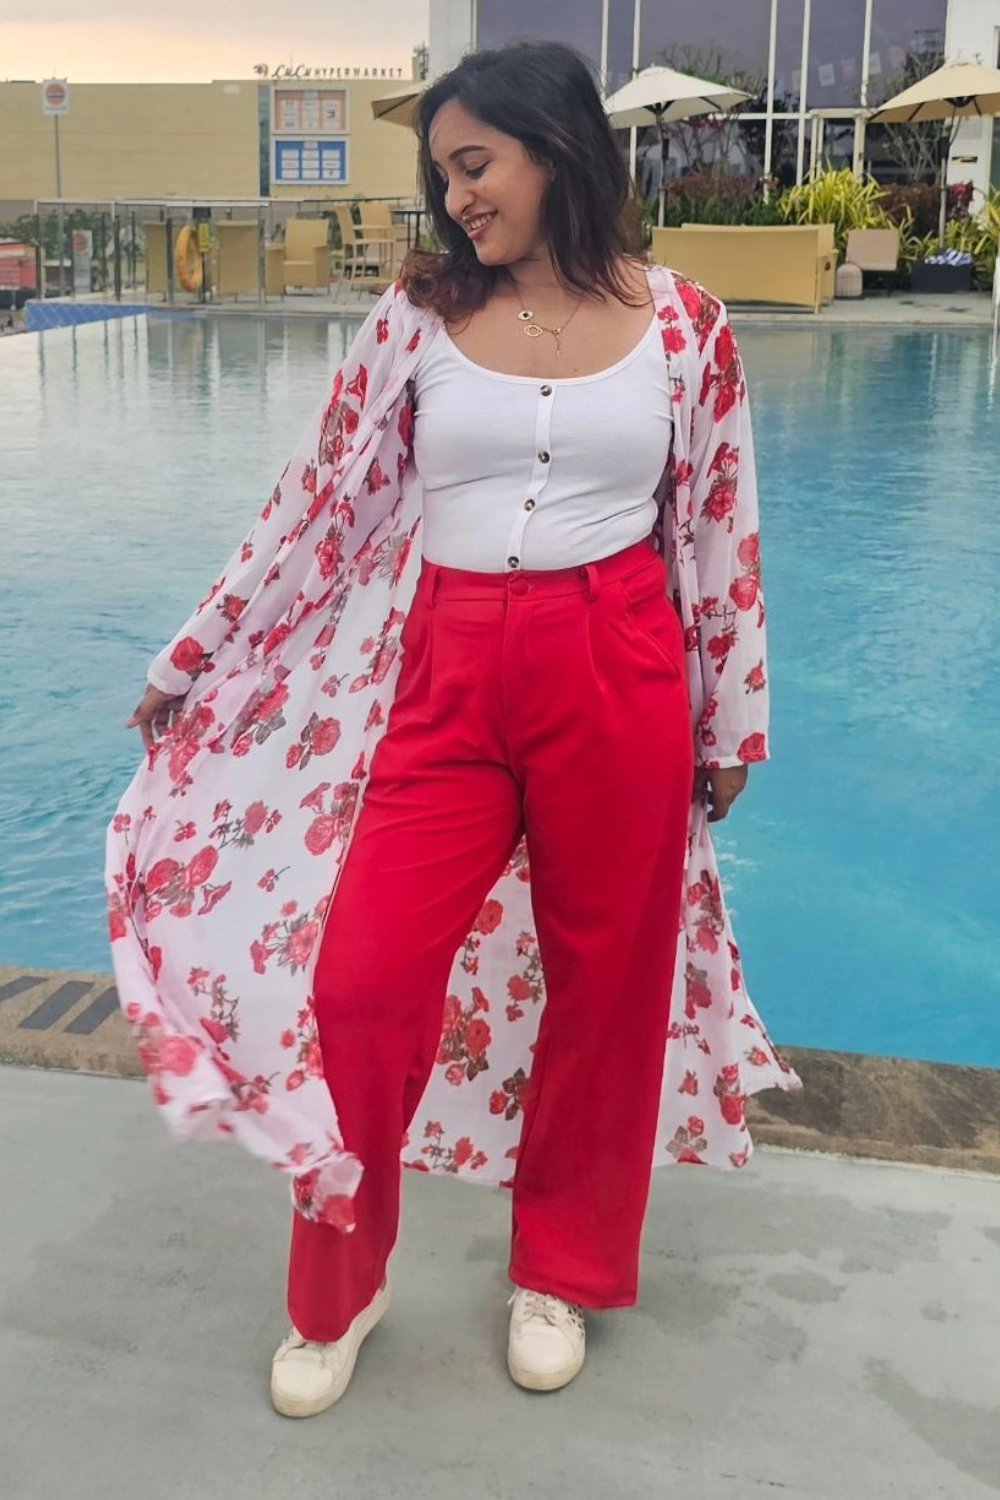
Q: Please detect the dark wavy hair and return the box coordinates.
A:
[401,41,644,321]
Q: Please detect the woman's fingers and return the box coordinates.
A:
[124,691,185,754]
[706,787,735,823]
[692,766,749,822]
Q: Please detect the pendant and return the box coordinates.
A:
[518,309,534,322]
[523,324,543,340]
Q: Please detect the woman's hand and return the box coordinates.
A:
[124,685,187,754]
[692,765,748,823]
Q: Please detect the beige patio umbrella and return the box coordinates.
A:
[370,83,426,129]
[605,66,753,226]
[870,60,1000,243]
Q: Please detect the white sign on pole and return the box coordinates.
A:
[42,79,70,116]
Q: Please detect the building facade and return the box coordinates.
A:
[429,0,999,203]
[0,78,419,221]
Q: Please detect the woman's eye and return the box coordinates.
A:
[467,164,487,179]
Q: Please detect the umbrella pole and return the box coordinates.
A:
[937,115,955,247]
[657,113,667,228]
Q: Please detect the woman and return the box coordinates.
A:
[111,41,797,1414]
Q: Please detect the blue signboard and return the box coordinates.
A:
[273,138,348,186]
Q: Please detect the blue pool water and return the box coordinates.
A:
[1,313,998,1066]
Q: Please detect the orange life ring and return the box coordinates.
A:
[174,225,203,293]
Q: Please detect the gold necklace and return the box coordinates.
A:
[514,290,584,355]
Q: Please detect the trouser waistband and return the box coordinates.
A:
[418,536,661,605]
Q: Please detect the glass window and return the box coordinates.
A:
[774,0,805,114]
[807,0,866,108]
[868,0,946,108]
[637,0,773,90]
[605,0,638,91]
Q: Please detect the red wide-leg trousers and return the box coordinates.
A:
[288,537,694,1341]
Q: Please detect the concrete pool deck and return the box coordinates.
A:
[3,961,1000,1176]
[3,1063,999,1500]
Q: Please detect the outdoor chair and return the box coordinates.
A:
[216,222,260,300]
[357,201,409,279]
[280,218,332,292]
[679,222,836,307]
[333,206,394,298]
[652,225,829,313]
[142,222,168,296]
[844,228,900,294]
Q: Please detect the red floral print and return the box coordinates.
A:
[737,732,767,763]
[436,987,493,1084]
[169,636,210,681]
[108,270,796,1230]
[699,322,744,421]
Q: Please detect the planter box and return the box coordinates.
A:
[911,261,972,294]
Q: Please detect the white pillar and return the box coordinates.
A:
[763,0,779,191]
[854,0,874,175]
[600,0,610,88]
[796,0,812,184]
[810,114,822,176]
[629,0,642,180]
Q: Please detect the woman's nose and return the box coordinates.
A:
[446,182,474,221]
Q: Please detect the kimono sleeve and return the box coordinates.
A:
[689,305,770,771]
[146,286,403,699]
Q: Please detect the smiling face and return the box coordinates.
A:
[428,98,555,269]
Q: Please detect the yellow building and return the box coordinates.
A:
[0,78,419,219]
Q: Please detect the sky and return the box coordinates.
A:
[1,0,429,83]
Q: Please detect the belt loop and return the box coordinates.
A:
[425,561,441,610]
[583,563,601,603]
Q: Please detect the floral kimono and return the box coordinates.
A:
[106,263,800,1228]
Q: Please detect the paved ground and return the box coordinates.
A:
[3,1065,999,1500]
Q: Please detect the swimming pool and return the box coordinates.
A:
[1,312,997,1067]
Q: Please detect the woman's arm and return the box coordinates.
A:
[687,302,769,772]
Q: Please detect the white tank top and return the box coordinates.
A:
[411,314,671,572]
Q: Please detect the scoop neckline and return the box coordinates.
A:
[440,308,660,386]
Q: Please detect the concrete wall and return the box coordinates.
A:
[944,0,1000,199]
[0,82,260,213]
[0,78,419,217]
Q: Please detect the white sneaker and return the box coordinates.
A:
[507,1287,586,1392]
[270,1280,392,1417]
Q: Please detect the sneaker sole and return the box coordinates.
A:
[507,1345,585,1393]
[271,1280,393,1418]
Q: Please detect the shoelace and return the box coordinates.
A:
[509,1289,585,1332]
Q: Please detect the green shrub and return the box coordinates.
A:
[776,171,998,289]
[660,174,784,228]
[894,189,998,288]
[777,169,893,258]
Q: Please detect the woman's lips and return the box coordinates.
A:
[465,212,497,241]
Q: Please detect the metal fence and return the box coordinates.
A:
[29,195,427,306]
